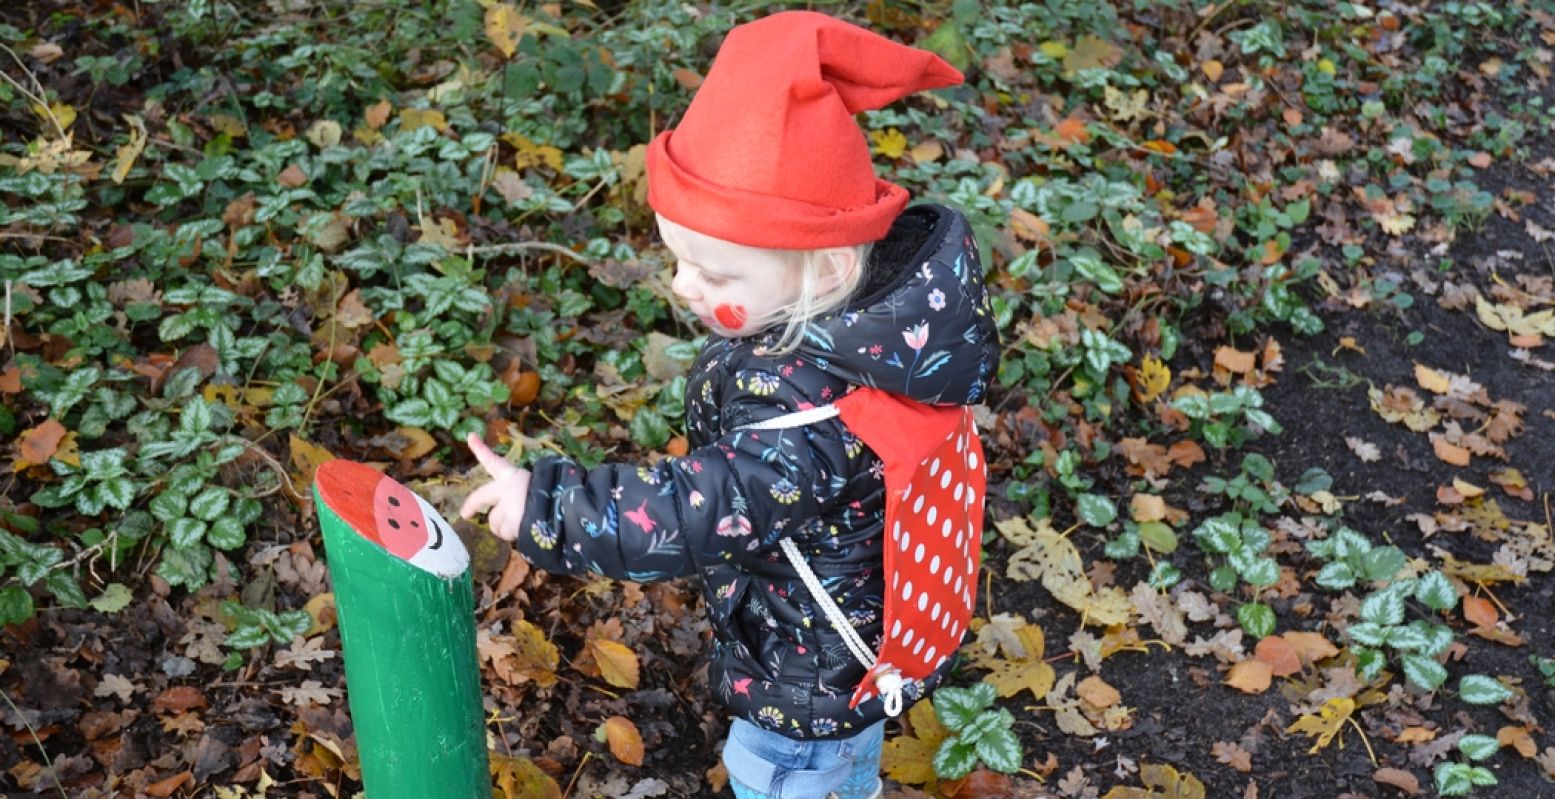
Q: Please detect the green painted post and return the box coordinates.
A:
[313,459,489,798]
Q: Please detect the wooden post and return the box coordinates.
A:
[313,460,489,798]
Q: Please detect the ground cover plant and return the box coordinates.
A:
[2,0,1554,796]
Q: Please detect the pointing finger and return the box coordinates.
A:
[466,433,514,478]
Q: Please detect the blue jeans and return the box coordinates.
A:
[723,718,885,799]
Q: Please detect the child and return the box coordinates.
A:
[461,12,1000,799]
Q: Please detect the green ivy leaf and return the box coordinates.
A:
[0,585,36,625]
[1236,602,1275,639]
[189,486,231,522]
[1458,674,1511,705]
[933,683,994,732]
[1360,585,1406,626]
[1457,734,1500,761]
[207,517,246,550]
[89,583,134,613]
[1240,556,1279,587]
[44,572,87,609]
[1360,546,1406,582]
[1136,521,1177,554]
[1076,494,1116,527]
[932,736,979,781]
[1414,571,1458,611]
[226,624,270,650]
[168,517,208,549]
[1400,653,1448,691]
[1315,561,1356,590]
[975,728,1022,774]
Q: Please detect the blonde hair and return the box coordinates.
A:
[763,244,873,356]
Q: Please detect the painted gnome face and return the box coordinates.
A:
[315,460,470,578]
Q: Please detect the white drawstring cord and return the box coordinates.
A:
[779,538,904,717]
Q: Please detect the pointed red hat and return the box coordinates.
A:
[646,12,962,249]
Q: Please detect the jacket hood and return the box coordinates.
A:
[791,204,1000,405]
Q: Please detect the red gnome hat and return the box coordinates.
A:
[646,11,962,249]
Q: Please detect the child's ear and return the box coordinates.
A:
[815,247,861,296]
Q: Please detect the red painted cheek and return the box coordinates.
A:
[713,303,747,330]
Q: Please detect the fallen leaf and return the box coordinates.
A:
[1224,659,1272,694]
[1214,346,1256,374]
[1414,364,1452,394]
[601,716,644,766]
[1451,478,1485,498]
[1130,494,1167,522]
[17,419,67,466]
[1212,740,1253,773]
[277,163,308,187]
[1461,594,1498,628]
[1431,435,1472,467]
[588,639,641,690]
[1077,675,1121,708]
[1253,635,1301,677]
[1345,436,1381,462]
[1498,726,1538,758]
[484,3,528,59]
[1286,697,1355,753]
[1373,767,1420,795]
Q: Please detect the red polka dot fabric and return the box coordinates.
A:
[833,388,986,710]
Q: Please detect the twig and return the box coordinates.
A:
[561,751,593,799]
[230,435,297,499]
[466,240,597,267]
[0,683,69,799]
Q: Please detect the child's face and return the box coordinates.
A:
[658,214,801,337]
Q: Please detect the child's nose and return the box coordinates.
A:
[671,264,699,301]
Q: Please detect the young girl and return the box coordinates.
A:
[461,12,999,799]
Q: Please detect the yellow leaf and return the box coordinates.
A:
[1378,211,1416,236]
[1008,207,1050,243]
[1451,477,1485,498]
[909,139,944,164]
[302,593,336,636]
[490,753,562,799]
[417,217,464,250]
[882,732,939,786]
[1064,35,1118,72]
[305,120,342,148]
[906,694,950,747]
[113,114,147,184]
[588,639,640,690]
[1285,697,1355,753]
[1038,41,1069,60]
[502,132,565,172]
[398,108,448,133]
[1103,85,1149,122]
[484,3,529,59]
[1414,363,1452,394]
[479,621,560,688]
[1005,516,1133,626]
[1135,353,1171,402]
[1077,675,1121,708]
[1141,762,1206,799]
[601,716,644,766]
[869,128,908,159]
[1201,60,1224,81]
[33,101,76,131]
[1317,58,1337,75]
[208,114,248,138]
[1224,659,1272,694]
[288,434,336,491]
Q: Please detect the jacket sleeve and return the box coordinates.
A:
[511,369,855,582]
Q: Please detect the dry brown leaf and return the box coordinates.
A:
[1214,346,1257,374]
[17,418,67,466]
[1461,594,1498,628]
[1224,659,1272,694]
[1076,675,1121,708]
[1282,632,1339,665]
[1253,635,1301,677]
[1130,494,1167,523]
[1345,436,1381,463]
[1452,478,1486,498]
[601,716,644,766]
[1498,726,1538,758]
[1212,740,1253,773]
[1430,435,1472,467]
[1373,767,1420,794]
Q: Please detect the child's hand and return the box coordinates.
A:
[460,433,532,543]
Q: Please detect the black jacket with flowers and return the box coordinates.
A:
[513,204,1000,739]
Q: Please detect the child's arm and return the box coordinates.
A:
[502,375,854,583]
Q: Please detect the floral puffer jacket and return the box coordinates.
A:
[514,204,1000,740]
